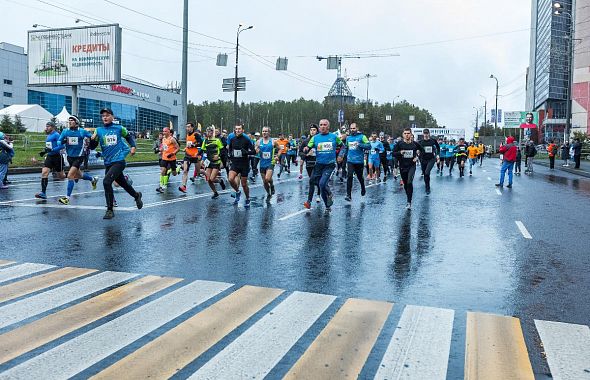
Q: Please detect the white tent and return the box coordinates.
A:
[0,104,53,133]
[55,106,71,125]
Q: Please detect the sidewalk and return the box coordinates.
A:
[535,158,590,178]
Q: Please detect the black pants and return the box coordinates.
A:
[515,160,521,173]
[250,157,259,176]
[306,165,320,198]
[549,155,555,169]
[574,155,581,169]
[420,158,436,191]
[346,162,365,197]
[400,165,416,203]
[103,161,138,210]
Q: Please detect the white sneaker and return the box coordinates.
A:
[316,196,321,203]
[406,202,412,210]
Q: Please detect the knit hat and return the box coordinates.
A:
[506,136,515,144]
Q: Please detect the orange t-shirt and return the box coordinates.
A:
[185,133,199,158]
[467,146,479,159]
[276,139,290,155]
[162,136,177,161]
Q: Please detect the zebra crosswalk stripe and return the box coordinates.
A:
[0,263,55,284]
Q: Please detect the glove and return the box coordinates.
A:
[166,153,174,159]
[39,147,51,157]
[153,148,160,154]
[95,151,101,158]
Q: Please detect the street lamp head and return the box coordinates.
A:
[489,74,494,79]
[246,25,254,30]
[553,2,562,9]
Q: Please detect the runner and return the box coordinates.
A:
[477,142,485,166]
[299,124,321,203]
[201,126,226,198]
[255,126,281,200]
[386,136,395,179]
[227,124,255,208]
[54,115,98,205]
[287,134,298,169]
[179,122,202,193]
[156,127,180,193]
[343,123,370,202]
[89,108,143,219]
[249,132,261,182]
[0,132,14,190]
[418,128,440,194]
[446,139,457,175]
[368,132,384,181]
[453,138,468,178]
[393,127,425,210]
[276,133,290,178]
[436,137,445,175]
[35,121,66,200]
[467,141,479,176]
[379,133,391,181]
[303,119,342,214]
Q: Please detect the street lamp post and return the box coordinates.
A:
[490,75,499,152]
[473,106,479,141]
[553,2,575,142]
[234,24,253,125]
[479,94,487,141]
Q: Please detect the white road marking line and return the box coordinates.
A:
[515,221,532,239]
[0,280,232,380]
[483,169,487,172]
[534,320,590,380]
[487,177,492,181]
[189,291,336,380]
[0,271,136,329]
[495,189,502,195]
[375,305,454,380]
[278,209,311,221]
[5,203,136,211]
[0,263,56,284]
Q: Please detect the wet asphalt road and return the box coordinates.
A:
[1,159,589,378]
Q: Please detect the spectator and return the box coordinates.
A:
[547,139,558,170]
[514,144,522,175]
[495,136,517,188]
[561,141,570,167]
[524,140,537,174]
[572,138,583,169]
[0,132,14,190]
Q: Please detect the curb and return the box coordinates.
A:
[535,160,590,178]
[7,161,159,175]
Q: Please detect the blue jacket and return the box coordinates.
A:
[95,124,136,165]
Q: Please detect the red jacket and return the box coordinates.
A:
[499,143,517,162]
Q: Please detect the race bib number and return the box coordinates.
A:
[203,159,210,168]
[460,146,466,151]
[370,149,377,155]
[105,135,118,146]
[318,142,333,152]
[187,141,193,148]
[67,137,79,145]
[262,151,271,159]
[233,149,243,158]
[45,142,53,149]
[402,150,413,159]
[349,141,358,150]
[162,144,168,151]
[279,144,285,150]
[308,148,316,157]
[424,146,433,154]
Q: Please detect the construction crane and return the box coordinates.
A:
[347,74,378,110]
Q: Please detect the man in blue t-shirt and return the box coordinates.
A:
[35,121,66,200]
[343,123,370,201]
[90,108,143,219]
[303,119,342,213]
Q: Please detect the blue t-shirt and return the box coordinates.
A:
[95,124,135,165]
[346,133,370,164]
[56,128,93,158]
[307,132,342,165]
[387,143,394,160]
[445,144,456,158]
[288,139,298,155]
[258,138,275,168]
[369,141,383,160]
[45,131,61,156]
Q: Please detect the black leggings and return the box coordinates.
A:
[400,165,416,203]
[103,161,137,210]
[346,162,365,196]
[306,165,320,199]
[420,158,436,190]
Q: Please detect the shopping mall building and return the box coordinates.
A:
[1,42,181,132]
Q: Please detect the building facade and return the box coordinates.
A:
[526,0,575,142]
[572,0,590,136]
[0,42,28,108]
[0,42,181,133]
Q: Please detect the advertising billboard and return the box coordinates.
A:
[504,111,539,128]
[28,24,122,86]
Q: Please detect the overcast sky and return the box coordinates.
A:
[1,0,532,134]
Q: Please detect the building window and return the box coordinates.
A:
[3,79,12,85]
[156,96,161,103]
[3,92,12,98]
[173,100,178,106]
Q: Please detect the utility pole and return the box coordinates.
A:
[234,24,253,125]
[179,0,188,140]
[490,75,499,152]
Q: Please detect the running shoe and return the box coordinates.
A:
[344,195,351,202]
[135,192,143,209]
[35,192,47,199]
[91,176,99,190]
[326,193,334,207]
[212,192,219,199]
[0,185,8,190]
[303,201,311,209]
[400,180,404,186]
[324,207,331,215]
[103,209,114,219]
[361,188,366,196]
[190,177,195,183]
[298,174,303,179]
[271,185,275,195]
[506,184,512,188]
[316,196,321,203]
[426,189,431,195]
[405,202,412,210]
[113,199,118,207]
[219,179,226,190]
[234,190,241,204]
[179,185,187,193]
[244,198,251,208]
[58,196,69,205]
[156,187,164,193]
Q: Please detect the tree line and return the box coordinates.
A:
[187,98,439,137]
[0,115,26,135]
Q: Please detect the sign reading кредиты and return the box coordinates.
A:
[27,24,122,86]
